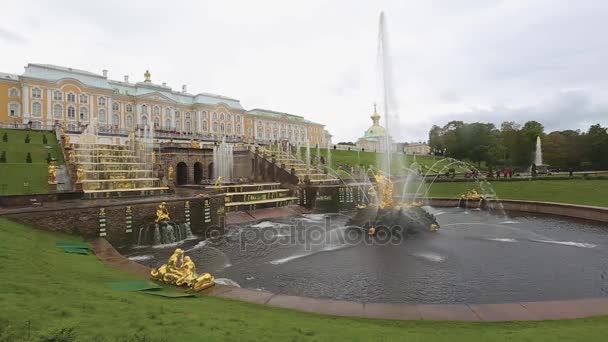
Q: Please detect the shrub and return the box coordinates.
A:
[26,152,32,163]
[0,151,5,163]
[46,153,52,164]
[1,132,6,142]
[25,134,30,143]
[42,135,48,144]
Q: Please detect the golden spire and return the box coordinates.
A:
[144,70,151,82]
[371,103,380,126]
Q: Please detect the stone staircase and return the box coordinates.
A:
[263,148,340,185]
[206,182,299,212]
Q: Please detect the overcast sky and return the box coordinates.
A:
[2,0,607,142]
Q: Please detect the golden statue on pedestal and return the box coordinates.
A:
[151,249,215,291]
[151,151,157,164]
[144,70,151,82]
[155,202,170,223]
[374,172,394,209]
[67,150,75,164]
[461,189,482,200]
[167,165,175,181]
[47,161,57,184]
[76,165,85,184]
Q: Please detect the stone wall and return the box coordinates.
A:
[5,194,226,246]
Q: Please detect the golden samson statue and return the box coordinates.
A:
[151,248,215,291]
[47,161,57,184]
[155,202,170,223]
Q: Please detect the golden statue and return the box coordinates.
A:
[167,165,175,181]
[62,134,71,147]
[76,165,85,183]
[430,224,440,232]
[151,249,215,291]
[461,189,482,200]
[144,70,151,82]
[190,139,200,149]
[213,176,223,187]
[151,151,156,164]
[67,150,75,164]
[155,202,170,223]
[373,172,395,209]
[47,161,57,184]
[368,227,376,236]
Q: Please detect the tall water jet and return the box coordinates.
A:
[326,140,332,168]
[305,139,311,172]
[213,137,233,183]
[376,11,399,180]
[534,136,543,166]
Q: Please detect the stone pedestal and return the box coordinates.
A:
[48,183,57,193]
[74,183,83,192]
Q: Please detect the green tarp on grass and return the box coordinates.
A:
[141,290,195,298]
[62,247,89,255]
[106,281,163,292]
[56,241,90,249]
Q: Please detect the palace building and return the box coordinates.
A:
[0,63,328,146]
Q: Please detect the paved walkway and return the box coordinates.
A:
[89,238,608,321]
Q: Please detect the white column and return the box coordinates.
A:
[21,85,29,123]
[46,89,52,126]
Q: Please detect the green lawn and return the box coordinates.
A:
[2,218,608,341]
[0,128,64,195]
[426,179,608,207]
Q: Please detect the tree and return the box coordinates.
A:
[25,134,30,144]
[26,152,32,163]
[42,135,48,144]
[585,124,608,169]
[2,132,7,142]
[0,151,6,163]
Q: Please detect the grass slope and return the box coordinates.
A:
[0,128,64,195]
[427,180,608,207]
[1,218,608,341]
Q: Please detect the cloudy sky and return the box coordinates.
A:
[2,0,607,142]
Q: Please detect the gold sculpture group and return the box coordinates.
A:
[151,248,215,291]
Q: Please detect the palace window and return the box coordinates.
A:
[32,102,42,117]
[79,107,88,121]
[98,97,106,107]
[98,109,106,122]
[185,120,191,132]
[176,121,181,131]
[212,112,217,120]
[273,128,278,139]
[67,123,76,131]
[220,123,225,133]
[185,112,191,120]
[202,120,208,131]
[126,115,133,128]
[67,93,75,102]
[237,123,242,134]
[227,123,232,134]
[112,114,119,126]
[227,113,232,121]
[175,111,180,119]
[9,88,19,97]
[202,111,207,119]
[220,113,225,121]
[248,127,252,136]
[53,90,62,101]
[154,116,160,129]
[154,106,160,115]
[257,127,263,138]
[53,104,63,118]
[265,127,271,139]
[126,104,133,113]
[8,103,20,117]
[237,115,242,122]
[142,104,148,114]
[165,107,171,117]
[31,121,42,129]
[80,94,88,104]
[113,102,119,112]
[142,115,148,127]
[67,106,76,120]
[165,118,171,129]
[32,88,42,99]
[212,121,218,132]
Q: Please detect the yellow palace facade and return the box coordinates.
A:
[0,63,328,146]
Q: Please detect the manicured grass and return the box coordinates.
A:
[2,218,608,341]
[426,179,608,207]
[0,128,64,195]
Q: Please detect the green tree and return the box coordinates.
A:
[26,152,32,163]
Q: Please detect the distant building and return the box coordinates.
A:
[404,142,431,155]
[356,104,395,152]
[0,63,327,145]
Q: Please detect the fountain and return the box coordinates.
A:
[135,202,192,245]
[531,136,548,175]
[213,137,234,183]
[535,136,543,166]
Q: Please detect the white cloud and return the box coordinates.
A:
[1,0,607,142]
